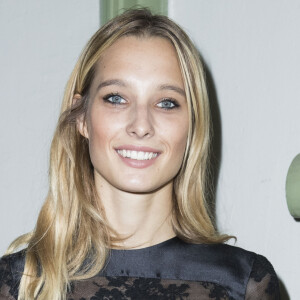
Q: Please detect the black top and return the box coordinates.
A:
[0,237,280,299]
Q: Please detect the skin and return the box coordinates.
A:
[78,36,189,248]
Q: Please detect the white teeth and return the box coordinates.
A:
[137,151,144,160]
[117,150,158,160]
[131,151,137,159]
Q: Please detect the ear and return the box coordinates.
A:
[73,94,89,139]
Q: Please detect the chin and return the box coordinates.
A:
[116,178,172,195]
[117,183,158,194]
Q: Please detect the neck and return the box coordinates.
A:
[95,175,175,249]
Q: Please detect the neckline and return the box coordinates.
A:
[110,236,179,252]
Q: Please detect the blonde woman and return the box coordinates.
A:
[0,9,280,300]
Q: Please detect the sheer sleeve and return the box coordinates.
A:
[245,254,280,300]
[0,256,17,300]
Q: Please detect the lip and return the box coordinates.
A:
[114,145,161,169]
[114,144,161,153]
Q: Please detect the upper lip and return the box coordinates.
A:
[114,145,161,153]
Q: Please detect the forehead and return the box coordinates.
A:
[99,35,178,61]
[94,36,183,84]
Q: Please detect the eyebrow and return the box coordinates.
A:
[96,79,185,97]
[96,79,127,92]
[158,84,186,97]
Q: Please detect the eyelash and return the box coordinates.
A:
[157,98,180,110]
[103,93,127,105]
[102,93,180,110]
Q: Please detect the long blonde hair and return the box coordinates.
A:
[7,8,230,300]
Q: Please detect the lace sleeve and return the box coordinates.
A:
[0,256,17,300]
[245,254,280,300]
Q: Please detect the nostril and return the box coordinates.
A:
[126,118,154,138]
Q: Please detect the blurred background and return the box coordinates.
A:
[0,1,299,298]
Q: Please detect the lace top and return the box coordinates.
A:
[0,237,280,299]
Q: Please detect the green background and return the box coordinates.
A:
[100,0,168,25]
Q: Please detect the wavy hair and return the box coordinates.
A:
[7,8,230,300]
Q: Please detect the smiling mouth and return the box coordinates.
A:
[116,150,159,160]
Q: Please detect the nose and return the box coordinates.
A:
[126,103,154,139]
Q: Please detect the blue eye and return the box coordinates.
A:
[157,99,179,110]
[103,94,126,105]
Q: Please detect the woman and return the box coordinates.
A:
[0,8,280,300]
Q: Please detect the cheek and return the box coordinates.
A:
[161,117,189,158]
[87,105,122,140]
[160,124,188,181]
[87,109,117,155]
[88,117,108,148]
[173,130,189,159]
